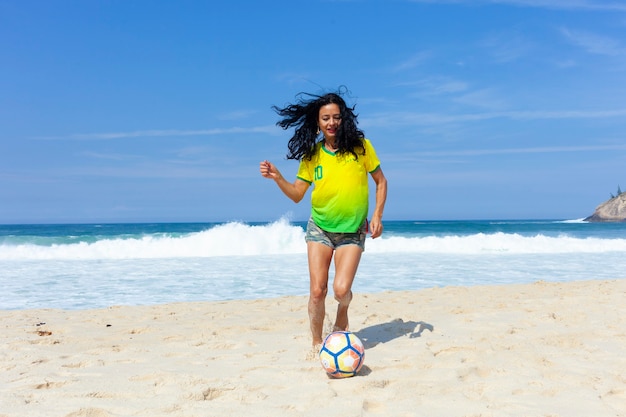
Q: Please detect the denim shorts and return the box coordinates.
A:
[305,217,367,250]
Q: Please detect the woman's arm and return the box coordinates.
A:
[260,160,309,203]
[369,167,388,239]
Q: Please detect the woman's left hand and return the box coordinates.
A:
[369,217,383,239]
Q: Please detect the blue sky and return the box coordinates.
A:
[2,0,626,224]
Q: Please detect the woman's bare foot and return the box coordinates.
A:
[306,343,323,361]
[333,325,348,332]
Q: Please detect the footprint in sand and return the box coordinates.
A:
[35,381,68,390]
[64,408,114,417]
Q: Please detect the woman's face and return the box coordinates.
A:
[318,103,342,140]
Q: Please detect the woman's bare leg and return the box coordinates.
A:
[306,241,334,346]
[332,245,362,331]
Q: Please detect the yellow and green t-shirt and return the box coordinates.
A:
[296,139,381,233]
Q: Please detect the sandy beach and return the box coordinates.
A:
[1,279,625,417]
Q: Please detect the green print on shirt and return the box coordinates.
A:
[314,165,323,181]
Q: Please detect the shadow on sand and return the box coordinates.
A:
[354,319,434,349]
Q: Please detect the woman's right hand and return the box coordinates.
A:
[260,160,280,180]
[260,160,309,203]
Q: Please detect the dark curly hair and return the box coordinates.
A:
[272,88,365,161]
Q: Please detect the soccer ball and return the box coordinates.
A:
[319,331,365,378]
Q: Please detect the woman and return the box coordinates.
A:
[260,90,387,347]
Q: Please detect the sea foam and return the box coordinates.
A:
[1,219,625,261]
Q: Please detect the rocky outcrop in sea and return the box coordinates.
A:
[584,192,626,222]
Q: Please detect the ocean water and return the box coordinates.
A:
[1,218,625,310]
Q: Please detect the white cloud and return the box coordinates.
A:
[382,144,626,166]
[480,32,534,63]
[390,51,432,73]
[493,0,626,11]
[414,144,626,156]
[364,108,626,127]
[407,0,626,11]
[79,151,144,161]
[399,77,469,95]
[452,88,509,111]
[218,110,259,121]
[35,125,279,141]
[560,28,626,57]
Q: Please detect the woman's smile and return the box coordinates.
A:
[318,103,342,139]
